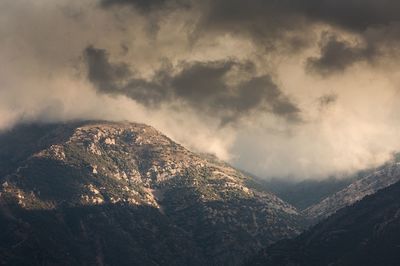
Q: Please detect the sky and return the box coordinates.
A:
[2,0,400,180]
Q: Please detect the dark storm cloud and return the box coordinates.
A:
[99,0,191,36]
[196,0,400,34]
[303,0,400,32]
[196,0,400,72]
[84,46,167,105]
[85,46,132,91]
[100,0,191,13]
[4,0,400,179]
[100,0,167,11]
[306,33,373,75]
[100,0,400,29]
[84,46,300,123]
[99,0,400,74]
[191,0,310,52]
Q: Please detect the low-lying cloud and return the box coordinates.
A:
[1,0,400,180]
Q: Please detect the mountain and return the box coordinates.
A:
[258,177,356,210]
[0,121,305,265]
[304,161,400,220]
[248,180,400,266]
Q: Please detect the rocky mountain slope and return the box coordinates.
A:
[304,160,400,220]
[0,121,305,265]
[248,180,400,266]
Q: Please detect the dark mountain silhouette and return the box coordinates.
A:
[248,180,400,266]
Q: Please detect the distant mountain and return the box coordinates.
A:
[248,180,400,266]
[304,161,400,220]
[259,177,356,210]
[0,121,305,265]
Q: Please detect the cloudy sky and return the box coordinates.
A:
[2,0,400,180]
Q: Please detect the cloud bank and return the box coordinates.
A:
[2,0,400,179]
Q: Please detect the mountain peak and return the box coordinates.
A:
[0,120,304,265]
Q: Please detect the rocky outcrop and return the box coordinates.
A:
[0,121,305,265]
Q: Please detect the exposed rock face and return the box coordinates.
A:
[304,162,400,221]
[0,121,304,265]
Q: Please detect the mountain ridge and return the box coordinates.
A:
[304,160,400,221]
[0,120,305,265]
[248,179,400,266]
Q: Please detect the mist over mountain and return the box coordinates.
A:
[1,121,400,265]
[259,177,355,210]
[2,1,400,265]
[2,0,400,179]
[0,121,305,265]
[304,157,400,221]
[258,156,400,212]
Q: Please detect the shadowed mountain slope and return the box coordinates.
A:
[248,180,400,266]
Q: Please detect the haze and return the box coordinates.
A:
[2,0,400,179]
